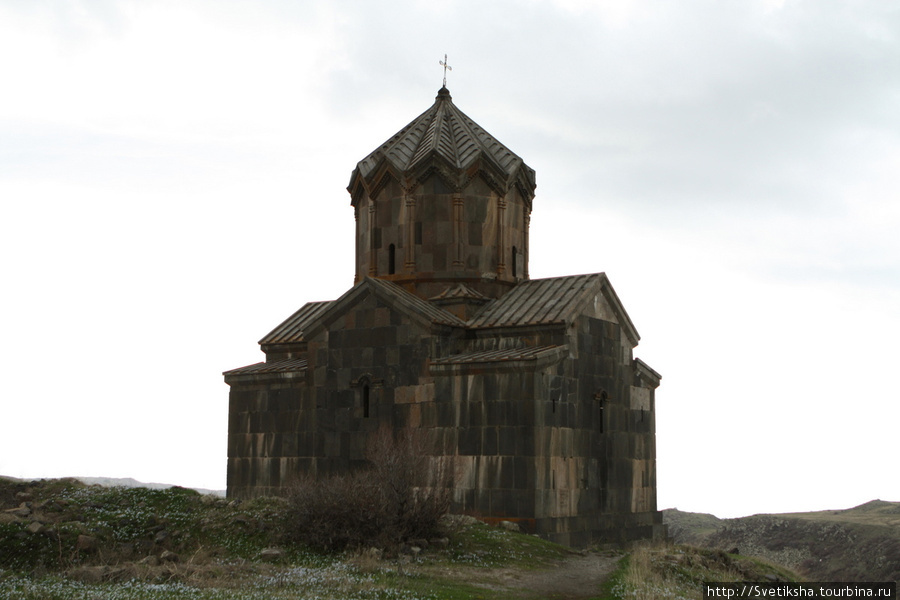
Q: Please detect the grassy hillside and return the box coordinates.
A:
[1,477,797,600]
[664,501,900,582]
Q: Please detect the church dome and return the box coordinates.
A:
[347,88,536,300]
[348,88,535,201]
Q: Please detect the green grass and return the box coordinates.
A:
[0,479,804,600]
[442,519,571,568]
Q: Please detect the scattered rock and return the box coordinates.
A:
[429,537,450,548]
[76,534,98,553]
[0,512,22,524]
[258,547,285,562]
[499,520,521,532]
[26,522,46,534]
[159,550,180,563]
[139,555,160,566]
[440,514,480,528]
[5,506,31,518]
[154,530,169,544]
[15,492,34,502]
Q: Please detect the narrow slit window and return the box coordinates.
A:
[363,384,370,418]
[388,244,396,274]
[512,246,518,278]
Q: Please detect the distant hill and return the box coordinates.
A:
[2,475,225,497]
[664,500,900,582]
[74,477,226,497]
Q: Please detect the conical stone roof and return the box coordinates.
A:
[349,87,535,198]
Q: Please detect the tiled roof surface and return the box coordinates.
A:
[259,301,332,345]
[223,358,308,377]
[351,88,535,191]
[468,273,604,328]
[431,345,564,365]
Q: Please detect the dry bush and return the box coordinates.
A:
[285,426,454,552]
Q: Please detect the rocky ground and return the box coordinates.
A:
[664,500,900,582]
[1,476,802,599]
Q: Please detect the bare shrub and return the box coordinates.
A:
[285,426,454,552]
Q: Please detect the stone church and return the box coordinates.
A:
[224,86,665,546]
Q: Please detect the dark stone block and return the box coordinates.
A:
[482,427,498,455]
[499,457,515,489]
[517,428,535,456]
[475,488,491,514]
[513,456,530,488]
[517,492,535,517]
[469,402,484,427]
[498,426,516,455]
[459,427,481,455]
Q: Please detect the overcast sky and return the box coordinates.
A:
[1,0,898,519]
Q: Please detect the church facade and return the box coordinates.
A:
[224,87,665,546]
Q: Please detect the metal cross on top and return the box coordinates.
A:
[439,54,452,88]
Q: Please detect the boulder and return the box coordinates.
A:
[258,547,285,562]
[26,521,46,535]
[499,520,521,532]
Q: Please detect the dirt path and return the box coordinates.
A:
[514,553,620,599]
[425,551,621,599]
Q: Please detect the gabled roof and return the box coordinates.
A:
[301,277,466,341]
[259,301,332,346]
[468,273,640,345]
[348,87,535,199]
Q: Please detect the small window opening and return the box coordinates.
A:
[512,246,518,278]
[599,401,605,433]
[363,384,370,418]
[388,244,396,274]
[596,389,608,434]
